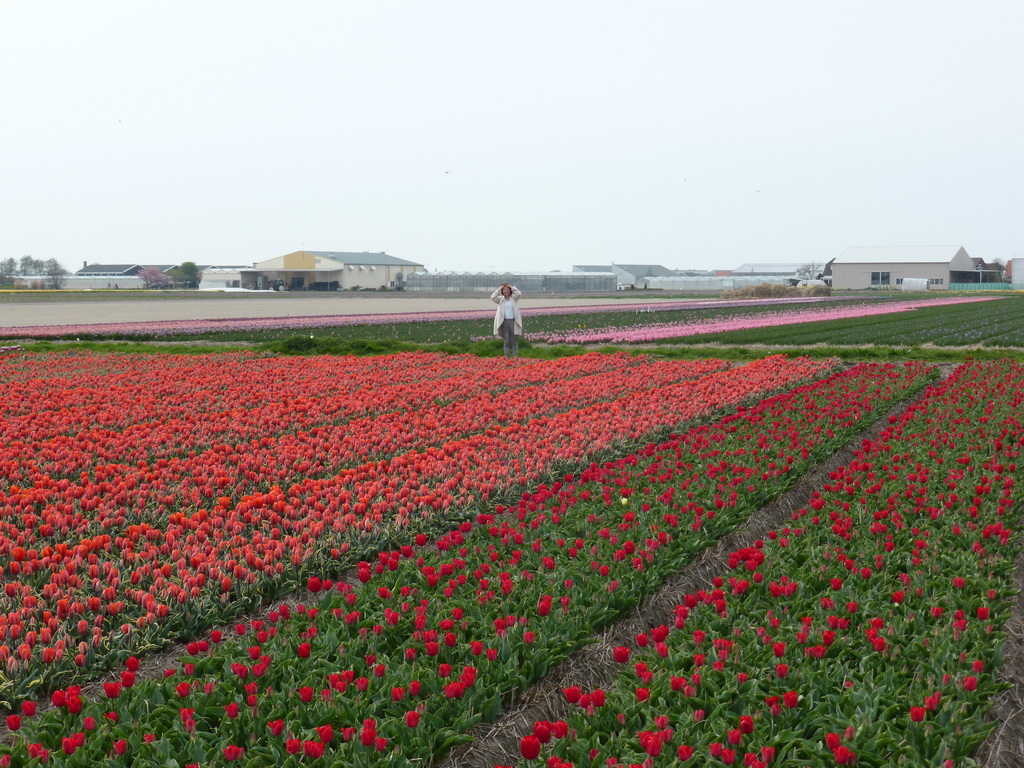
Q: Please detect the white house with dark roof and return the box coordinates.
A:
[72,262,244,289]
[68,263,146,288]
[830,246,976,290]
[76,263,146,277]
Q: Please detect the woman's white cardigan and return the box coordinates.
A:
[491,286,523,337]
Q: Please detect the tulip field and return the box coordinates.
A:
[0,351,833,702]
[0,297,845,342]
[0,345,1021,767]
[525,297,995,345]
[512,359,1023,768]
[5,294,1019,348]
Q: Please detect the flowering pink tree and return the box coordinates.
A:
[138,266,171,288]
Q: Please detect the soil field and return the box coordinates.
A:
[0,293,692,328]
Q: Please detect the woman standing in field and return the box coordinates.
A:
[491,283,522,359]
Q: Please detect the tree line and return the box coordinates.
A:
[0,259,202,289]
[0,256,69,289]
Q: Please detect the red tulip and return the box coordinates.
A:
[833,746,857,765]
[520,735,541,760]
[534,722,551,743]
[303,741,324,758]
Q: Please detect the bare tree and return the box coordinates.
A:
[44,259,68,289]
[795,262,823,281]
[0,257,16,287]
[19,255,46,275]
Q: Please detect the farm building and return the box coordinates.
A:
[70,262,245,289]
[200,251,424,291]
[1009,257,1024,288]
[643,275,791,292]
[69,263,185,289]
[406,270,616,293]
[613,264,675,289]
[70,263,153,289]
[572,263,812,293]
[572,264,677,289]
[830,246,980,290]
[642,263,803,293]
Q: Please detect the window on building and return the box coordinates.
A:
[895,278,903,285]
[928,278,944,285]
[871,271,891,286]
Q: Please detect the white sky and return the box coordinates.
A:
[3,1,1023,275]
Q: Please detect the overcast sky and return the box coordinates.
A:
[3,2,1022,275]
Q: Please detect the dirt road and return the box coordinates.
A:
[0,293,690,328]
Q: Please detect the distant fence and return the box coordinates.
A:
[948,283,1012,291]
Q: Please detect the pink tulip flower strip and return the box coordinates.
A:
[528,297,997,344]
[1,296,863,338]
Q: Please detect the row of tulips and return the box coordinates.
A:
[0,361,935,765]
[0,351,512,477]
[0,297,852,340]
[509,358,1022,768]
[524,297,995,345]
[0,351,655,470]
[104,355,730,501]
[0,354,822,702]
[0,350,700,533]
